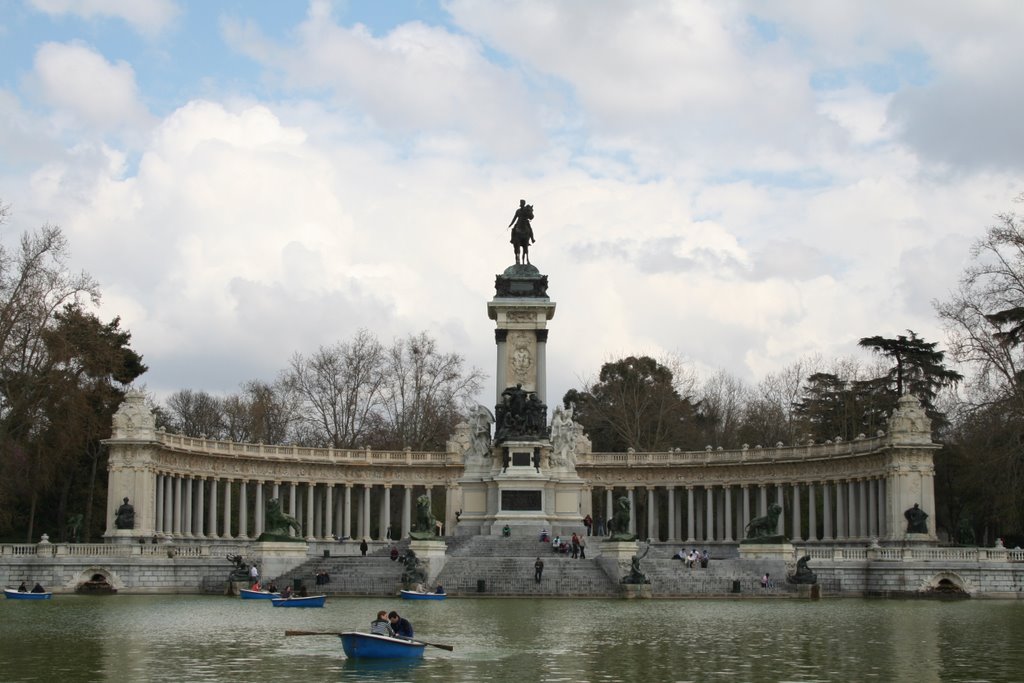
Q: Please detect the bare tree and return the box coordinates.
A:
[163,389,226,438]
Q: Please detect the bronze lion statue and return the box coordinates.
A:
[745,503,783,540]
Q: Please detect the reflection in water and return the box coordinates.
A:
[1,595,1023,682]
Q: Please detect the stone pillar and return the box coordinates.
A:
[164,475,174,535]
[195,477,206,539]
[183,477,193,537]
[402,485,412,539]
[173,475,182,536]
[207,478,218,538]
[835,481,845,540]
[254,481,264,537]
[154,474,164,534]
[775,486,785,536]
[288,482,298,537]
[759,484,768,517]
[238,480,249,540]
[705,486,715,542]
[822,482,832,541]
[848,480,858,538]
[807,483,817,542]
[878,478,888,538]
[791,484,802,542]
[694,489,704,542]
[666,486,676,542]
[344,484,354,540]
[362,484,372,540]
[859,479,869,539]
[324,484,334,540]
[686,486,695,543]
[605,488,614,533]
[306,482,316,540]
[536,329,548,403]
[223,480,233,539]
[494,330,507,404]
[742,484,751,531]
[646,487,656,541]
[382,485,392,540]
[627,488,636,535]
[724,486,733,542]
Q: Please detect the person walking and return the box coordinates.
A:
[578,535,586,559]
[534,557,544,583]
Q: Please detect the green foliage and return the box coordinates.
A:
[564,355,697,451]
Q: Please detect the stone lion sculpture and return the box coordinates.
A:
[607,495,636,541]
[409,494,436,540]
[744,503,783,541]
[264,498,302,538]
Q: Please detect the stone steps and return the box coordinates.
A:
[437,556,619,596]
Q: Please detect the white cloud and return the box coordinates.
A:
[31,41,151,130]
[29,0,179,35]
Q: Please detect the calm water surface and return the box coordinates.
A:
[1,594,1022,682]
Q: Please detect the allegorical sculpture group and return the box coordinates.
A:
[494,383,549,443]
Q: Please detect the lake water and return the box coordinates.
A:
[1,594,1022,682]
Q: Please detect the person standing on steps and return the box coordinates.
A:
[534,556,544,583]
[360,538,368,556]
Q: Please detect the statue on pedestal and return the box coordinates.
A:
[904,503,929,533]
[607,495,636,541]
[621,544,651,584]
[494,383,548,443]
[508,199,536,265]
[743,503,784,543]
[114,497,135,530]
[786,555,818,584]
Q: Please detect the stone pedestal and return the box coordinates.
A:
[409,539,448,585]
[621,584,652,599]
[738,542,795,562]
[601,540,641,561]
[106,529,138,545]
[249,541,309,581]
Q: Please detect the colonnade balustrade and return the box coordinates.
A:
[588,477,893,544]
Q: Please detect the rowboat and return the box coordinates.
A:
[271,594,326,608]
[339,631,426,659]
[399,589,446,600]
[4,588,52,600]
[239,588,281,600]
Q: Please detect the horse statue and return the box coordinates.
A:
[410,494,436,540]
[608,495,636,541]
[744,503,783,541]
[508,200,535,265]
[263,498,302,538]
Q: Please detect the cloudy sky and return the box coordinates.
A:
[1,0,1021,406]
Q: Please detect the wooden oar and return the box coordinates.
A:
[284,630,454,651]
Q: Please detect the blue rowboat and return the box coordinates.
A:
[271,594,326,608]
[239,588,281,600]
[339,632,426,659]
[400,589,446,600]
[4,588,52,600]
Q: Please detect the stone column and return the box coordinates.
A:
[807,483,817,542]
[173,475,183,536]
[238,480,249,540]
[154,474,164,534]
[254,481,264,537]
[859,479,869,539]
[878,478,888,538]
[536,329,548,403]
[705,486,715,542]
[207,478,219,538]
[164,475,173,535]
[223,480,233,539]
[184,477,194,537]
[363,484,372,540]
[759,484,768,517]
[822,482,832,541]
[791,484,802,542]
[605,488,614,533]
[345,484,354,540]
[195,477,206,539]
[646,487,656,541]
[495,330,507,404]
[848,480,858,538]
[666,487,676,542]
[401,485,412,539]
[742,484,751,531]
[288,482,298,537]
[627,488,637,535]
[306,483,316,540]
[835,481,845,540]
[775,486,785,536]
[382,485,392,540]
[313,486,322,538]
[686,486,695,543]
[324,484,334,540]
[695,489,704,542]
[724,486,733,542]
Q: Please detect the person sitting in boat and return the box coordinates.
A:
[18,581,27,592]
[298,584,308,597]
[434,585,445,594]
[388,610,414,639]
[31,583,45,593]
[414,583,426,594]
[371,610,395,637]
[267,580,278,593]
[251,580,262,591]
[281,585,293,598]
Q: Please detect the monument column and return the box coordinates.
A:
[705,487,715,542]
[494,330,508,403]
[239,480,249,539]
[822,481,833,541]
[536,329,549,402]
[627,488,637,535]
[382,485,392,540]
[686,486,696,543]
[666,486,676,542]
[807,483,817,542]
[306,483,316,540]
[775,486,785,536]
[222,479,233,539]
[835,481,845,540]
[207,478,218,538]
[324,484,334,540]
[646,487,656,541]
[183,477,194,537]
[791,484,802,542]
[402,485,412,538]
[724,486,733,542]
[154,474,164,534]
[344,484,353,540]
[741,484,750,531]
[195,477,206,539]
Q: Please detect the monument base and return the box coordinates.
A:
[105,529,138,545]
[738,542,795,562]
[601,540,641,561]
[250,541,309,580]
[409,539,447,585]
[621,584,652,599]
